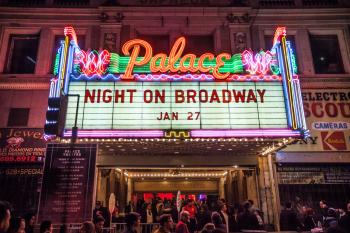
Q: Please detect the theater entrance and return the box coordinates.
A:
[92,137,284,213]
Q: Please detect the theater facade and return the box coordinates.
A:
[0,0,350,230]
[35,24,307,225]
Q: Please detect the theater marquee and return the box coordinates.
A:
[44,27,308,139]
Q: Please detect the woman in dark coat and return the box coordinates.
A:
[197,205,212,231]
[303,208,316,231]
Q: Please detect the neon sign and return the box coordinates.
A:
[76,50,110,76]
[73,37,277,80]
[45,26,309,139]
[241,50,274,75]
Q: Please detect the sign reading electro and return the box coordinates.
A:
[45,26,308,138]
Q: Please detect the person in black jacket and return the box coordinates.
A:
[320,200,330,224]
[339,202,350,233]
[93,201,110,227]
[197,205,211,231]
[303,208,316,231]
[280,202,301,231]
[24,213,36,233]
[211,212,226,233]
[237,201,260,231]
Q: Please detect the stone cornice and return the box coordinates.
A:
[298,75,350,89]
[0,6,349,27]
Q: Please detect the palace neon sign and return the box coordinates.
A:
[74,37,278,80]
[45,26,308,139]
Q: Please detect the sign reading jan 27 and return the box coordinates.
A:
[65,81,288,130]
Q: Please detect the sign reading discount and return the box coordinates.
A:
[65,82,287,130]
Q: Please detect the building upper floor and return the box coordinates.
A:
[1,4,349,82]
[0,1,349,130]
[0,0,350,8]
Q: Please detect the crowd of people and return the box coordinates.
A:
[94,196,350,232]
[95,197,265,232]
[1,198,349,233]
[279,200,350,233]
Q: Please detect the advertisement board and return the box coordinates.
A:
[283,88,350,151]
[38,144,97,223]
[0,128,46,163]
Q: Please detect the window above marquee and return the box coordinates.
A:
[309,35,344,74]
[5,35,39,74]
[7,108,30,127]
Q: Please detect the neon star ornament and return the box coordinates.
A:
[241,50,274,75]
[77,50,111,76]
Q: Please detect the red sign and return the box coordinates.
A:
[0,128,46,163]
[321,131,347,151]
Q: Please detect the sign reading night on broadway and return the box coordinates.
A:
[65,82,287,130]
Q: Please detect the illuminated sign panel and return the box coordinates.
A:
[44,26,308,139]
[65,82,287,130]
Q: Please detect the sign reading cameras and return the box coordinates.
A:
[283,89,350,151]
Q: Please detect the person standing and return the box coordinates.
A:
[40,221,53,233]
[182,200,197,233]
[154,214,173,233]
[279,202,301,231]
[93,216,105,233]
[24,213,36,233]
[141,204,154,233]
[211,212,227,233]
[237,201,260,231]
[146,203,154,223]
[324,208,338,229]
[196,205,211,231]
[93,201,109,227]
[339,202,350,233]
[303,208,316,231]
[320,200,330,224]
[218,203,229,233]
[176,211,190,233]
[0,201,11,233]
[123,212,141,233]
[80,221,95,233]
[8,217,25,233]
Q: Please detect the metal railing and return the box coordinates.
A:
[50,223,160,233]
